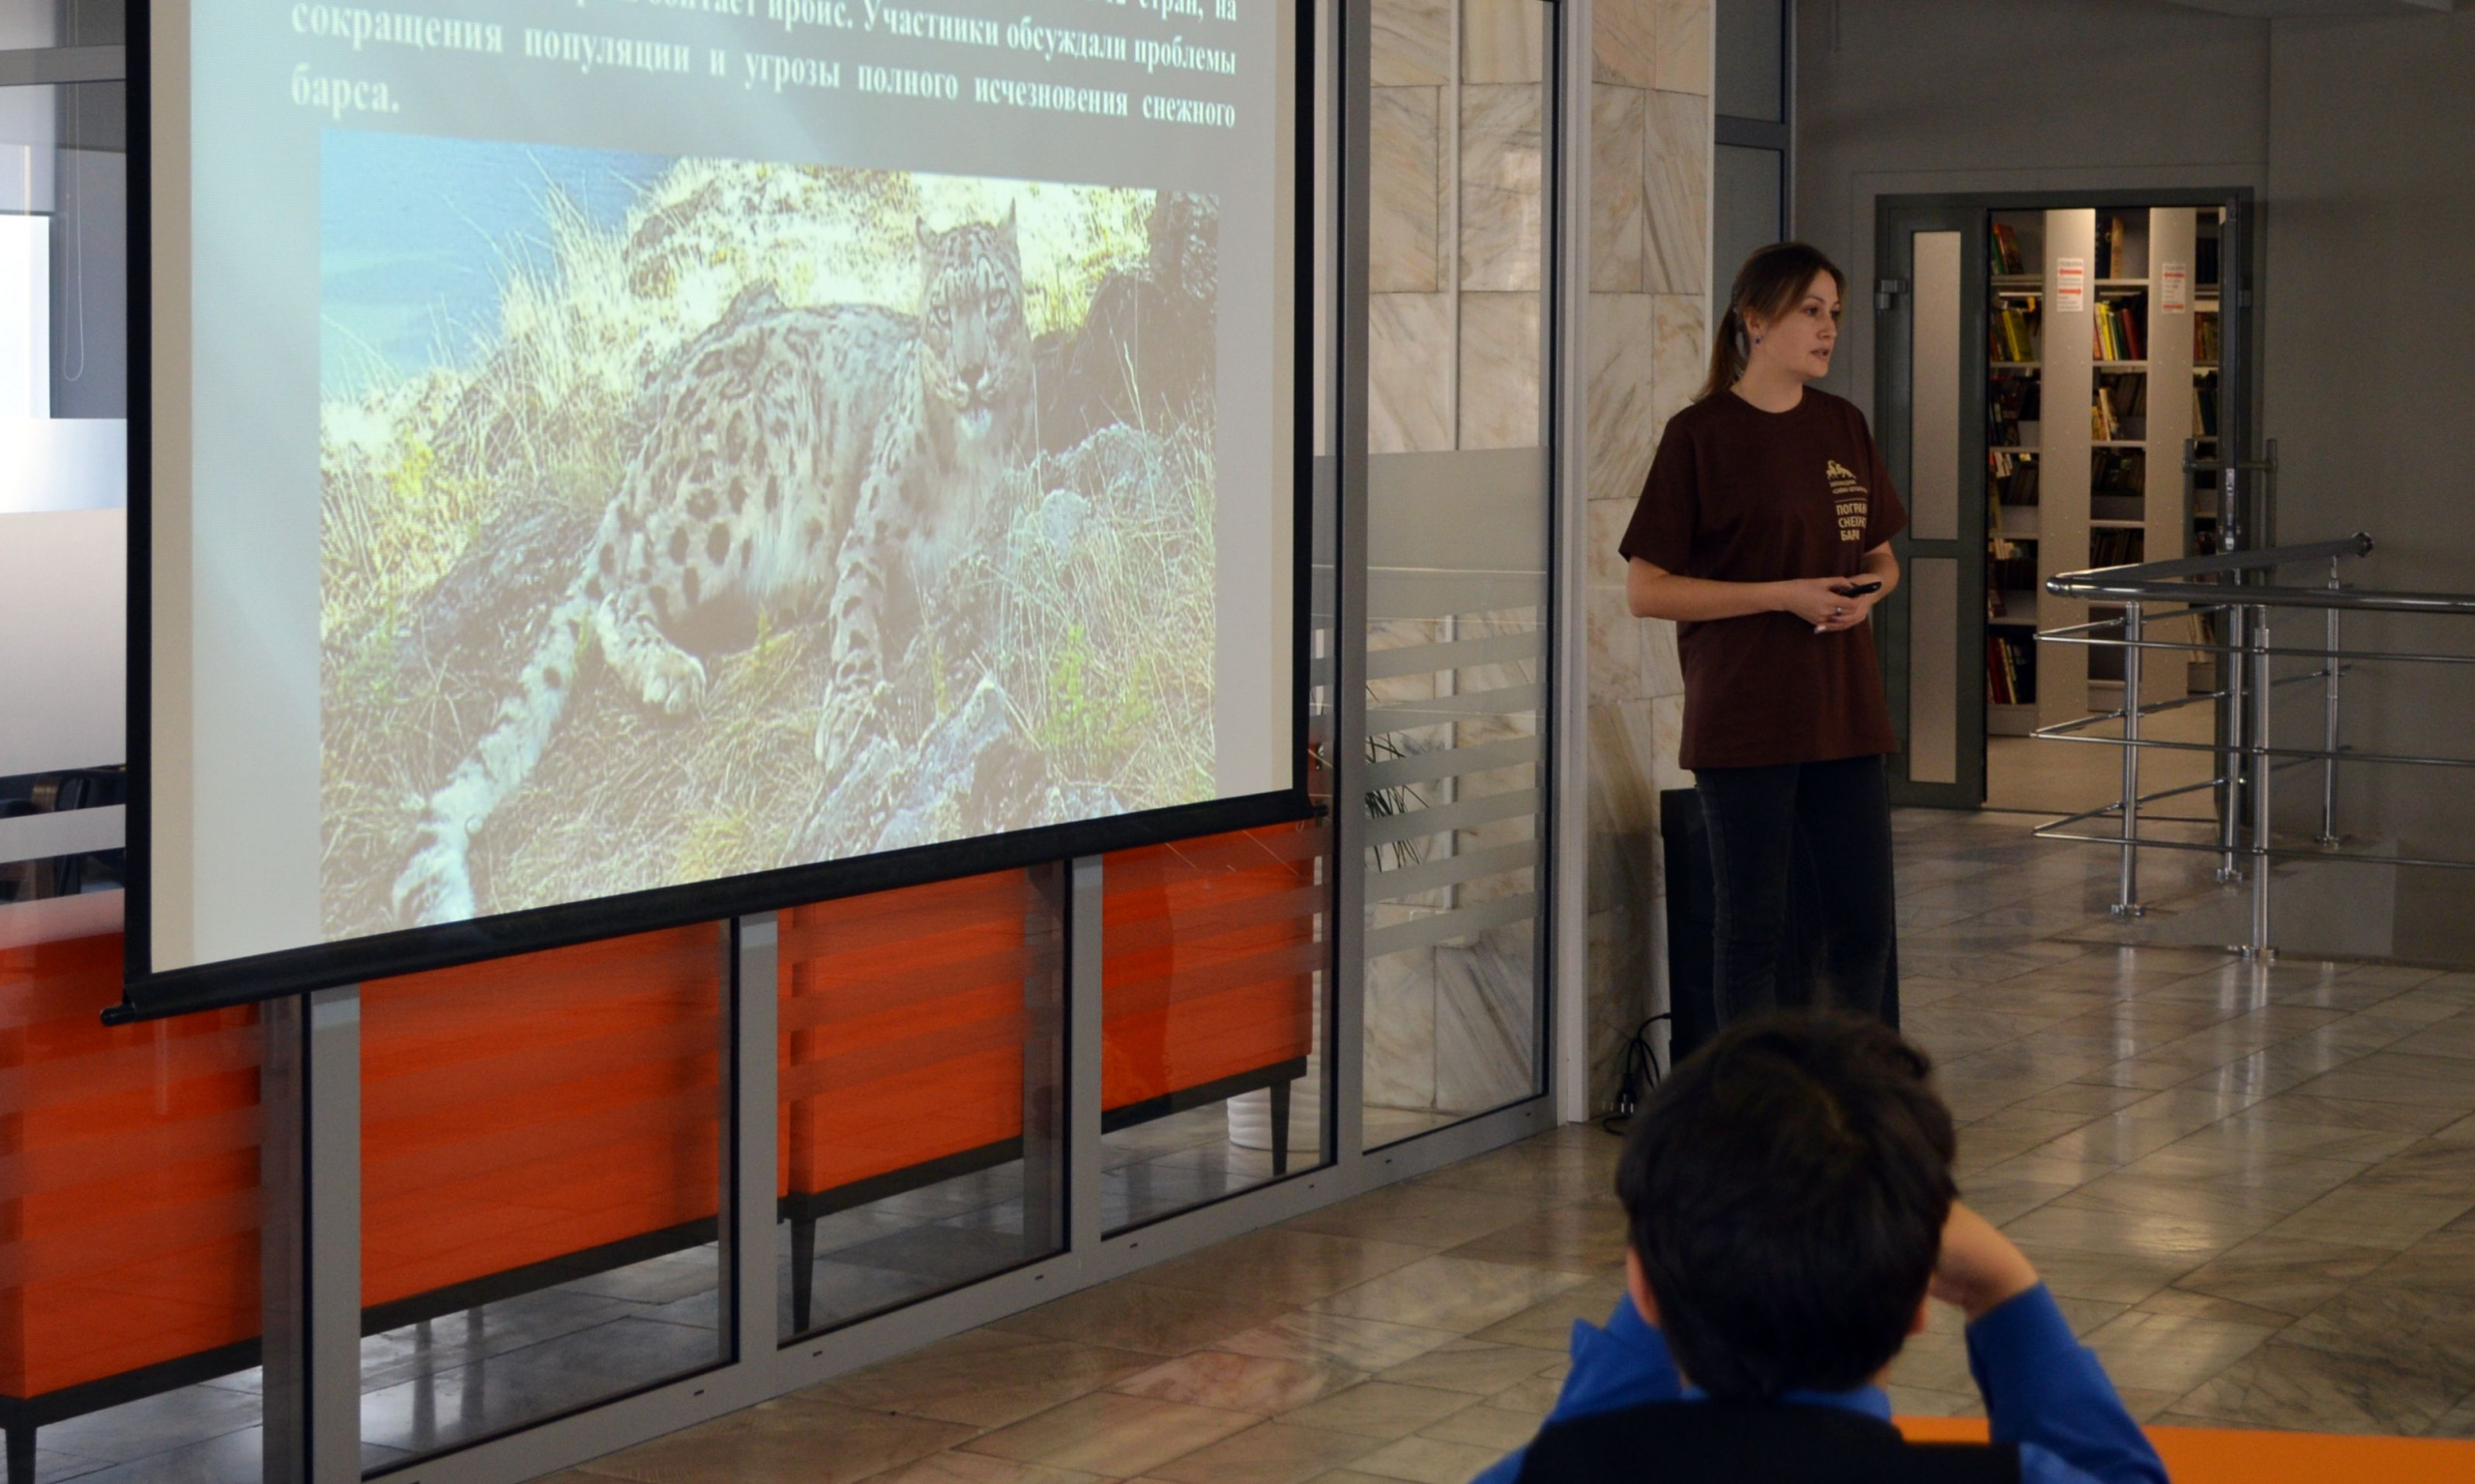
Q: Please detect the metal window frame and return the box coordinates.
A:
[1713,0,1794,239]
[8,4,1587,1476]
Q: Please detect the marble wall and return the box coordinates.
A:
[1359,0,1712,1121]
[1368,0,1549,455]
[1583,0,1712,1110]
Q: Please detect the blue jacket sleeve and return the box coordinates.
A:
[1470,1295,1682,1484]
[1965,1285,2168,1484]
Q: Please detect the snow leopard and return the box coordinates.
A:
[390,206,1034,926]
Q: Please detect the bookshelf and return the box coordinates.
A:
[1981,206,2210,737]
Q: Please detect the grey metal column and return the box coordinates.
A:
[2112,602,2145,917]
[2246,605,2275,959]
[2217,599,2248,884]
[730,917,780,1354]
[262,987,363,1484]
[1023,866,1067,1253]
[1327,0,1371,1165]
[1548,0,1591,1120]
[2319,560,2343,846]
[2211,442,2246,885]
[1067,857,1105,1251]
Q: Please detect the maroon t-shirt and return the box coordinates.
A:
[1618,389,1907,771]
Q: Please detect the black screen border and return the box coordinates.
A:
[117,0,1323,1021]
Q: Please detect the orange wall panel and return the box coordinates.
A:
[0,900,260,1400]
[361,924,722,1309]
[778,871,1047,1198]
[0,821,1321,1402]
[1101,825,1322,1110]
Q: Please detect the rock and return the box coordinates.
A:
[794,674,1050,861]
[1037,488,1090,554]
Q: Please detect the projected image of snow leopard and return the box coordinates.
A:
[385,208,1034,925]
[316,141,1224,937]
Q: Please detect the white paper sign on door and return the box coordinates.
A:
[2161,262,2190,313]
[2056,257,2086,313]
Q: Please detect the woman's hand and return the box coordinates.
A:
[1774,576,1879,633]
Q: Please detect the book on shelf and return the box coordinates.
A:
[2092,299,2145,361]
[1986,634,2035,705]
[1992,306,2038,362]
[2091,448,2144,500]
[1989,374,2042,447]
[2090,528,2145,567]
[1989,450,2040,507]
[2091,371,2147,440]
[1992,222,2027,276]
[2193,371,2221,438]
[2107,216,2128,278]
[2193,313,2222,364]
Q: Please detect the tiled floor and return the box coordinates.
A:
[37,1105,1313,1484]
[58,815,2457,1482]
[1986,693,2217,819]
[537,810,2475,1484]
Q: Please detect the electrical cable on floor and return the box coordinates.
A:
[1600,1012,1672,1136]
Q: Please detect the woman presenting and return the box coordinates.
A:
[1621,242,1905,1025]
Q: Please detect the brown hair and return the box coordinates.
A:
[1697,242,1848,403]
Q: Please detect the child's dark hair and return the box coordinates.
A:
[1616,1011,1958,1402]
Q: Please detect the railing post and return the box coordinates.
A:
[2217,600,2247,884]
[2112,601,2145,917]
[2320,558,2343,846]
[2245,604,2275,960]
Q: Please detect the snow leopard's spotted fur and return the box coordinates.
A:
[391,207,1034,925]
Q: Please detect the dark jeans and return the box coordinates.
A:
[1695,754,1897,1027]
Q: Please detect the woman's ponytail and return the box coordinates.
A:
[1696,304,1750,404]
[1691,242,1847,404]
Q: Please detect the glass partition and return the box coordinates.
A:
[1359,0,1555,1148]
[777,869,1065,1340]
[1100,823,1330,1232]
[0,894,265,1484]
[358,926,728,1464]
[0,53,128,890]
[0,39,251,1484]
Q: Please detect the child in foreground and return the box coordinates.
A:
[1475,1013,2168,1484]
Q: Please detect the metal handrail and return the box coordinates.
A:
[2051,534,2372,587]
[2031,533,2475,960]
[2059,580,2475,616]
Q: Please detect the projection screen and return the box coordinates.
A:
[134,0,1302,1003]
